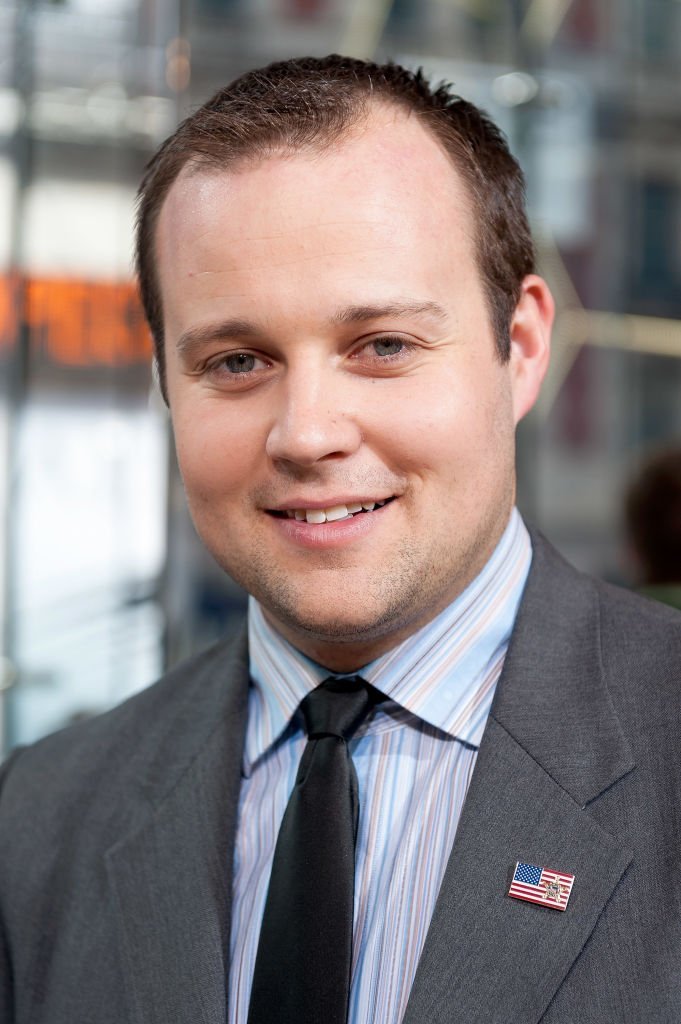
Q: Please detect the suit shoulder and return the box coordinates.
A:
[590,577,681,726]
[594,575,681,650]
[531,529,681,653]
[0,625,248,821]
[525,530,680,709]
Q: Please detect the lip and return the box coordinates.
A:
[267,498,394,549]
[266,495,395,512]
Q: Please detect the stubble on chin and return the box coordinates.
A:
[220,525,492,654]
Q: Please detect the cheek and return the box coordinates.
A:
[172,404,257,504]
[395,374,514,493]
[381,373,503,465]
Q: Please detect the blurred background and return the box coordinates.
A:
[1,0,680,754]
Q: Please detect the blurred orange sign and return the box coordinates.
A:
[0,273,153,366]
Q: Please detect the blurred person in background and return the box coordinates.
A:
[625,446,681,611]
[1,55,680,1024]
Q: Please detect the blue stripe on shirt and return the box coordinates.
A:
[229,508,532,1024]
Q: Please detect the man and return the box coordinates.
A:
[1,55,680,1024]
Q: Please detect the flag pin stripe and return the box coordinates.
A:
[508,861,575,911]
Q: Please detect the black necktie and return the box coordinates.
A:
[247,675,378,1024]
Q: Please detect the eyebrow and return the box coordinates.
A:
[177,318,260,357]
[176,300,449,357]
[332,300,449,325]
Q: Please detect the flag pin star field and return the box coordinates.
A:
[508,861,575,911]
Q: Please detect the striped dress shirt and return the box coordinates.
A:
[228,509,532,1024]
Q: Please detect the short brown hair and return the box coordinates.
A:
[136,54,535,397]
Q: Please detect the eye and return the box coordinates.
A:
[352,334,415,367]
[371,337,405,358]
[204,350,270,377]
[197,349,274,391]
[222,352,263,373]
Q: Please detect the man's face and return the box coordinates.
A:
[157,107,550,669]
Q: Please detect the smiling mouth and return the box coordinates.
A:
[268,497,396,524]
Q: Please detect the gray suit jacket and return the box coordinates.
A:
[1,534,680,1023]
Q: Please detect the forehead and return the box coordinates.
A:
[160,108,475,246]
[155,108,481,327]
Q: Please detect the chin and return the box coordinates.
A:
[275,606,387,646]
[255,582,389,638]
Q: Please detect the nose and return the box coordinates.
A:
[265,368,362,468]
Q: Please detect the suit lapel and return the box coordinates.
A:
[403,535,635,1024]
[103,535,637,1024]
[105,628,250,1024]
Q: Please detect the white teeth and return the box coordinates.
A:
[305,509,326,524]
[325,505,350,522]
[283,499,391,523]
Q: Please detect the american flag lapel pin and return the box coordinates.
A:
[508,861,575,911]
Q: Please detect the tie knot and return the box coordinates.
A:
[300,675,376,741]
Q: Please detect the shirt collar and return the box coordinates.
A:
[245,602,329,774]
[246,509,531,771]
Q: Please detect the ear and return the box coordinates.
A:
[508,274,554,425]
